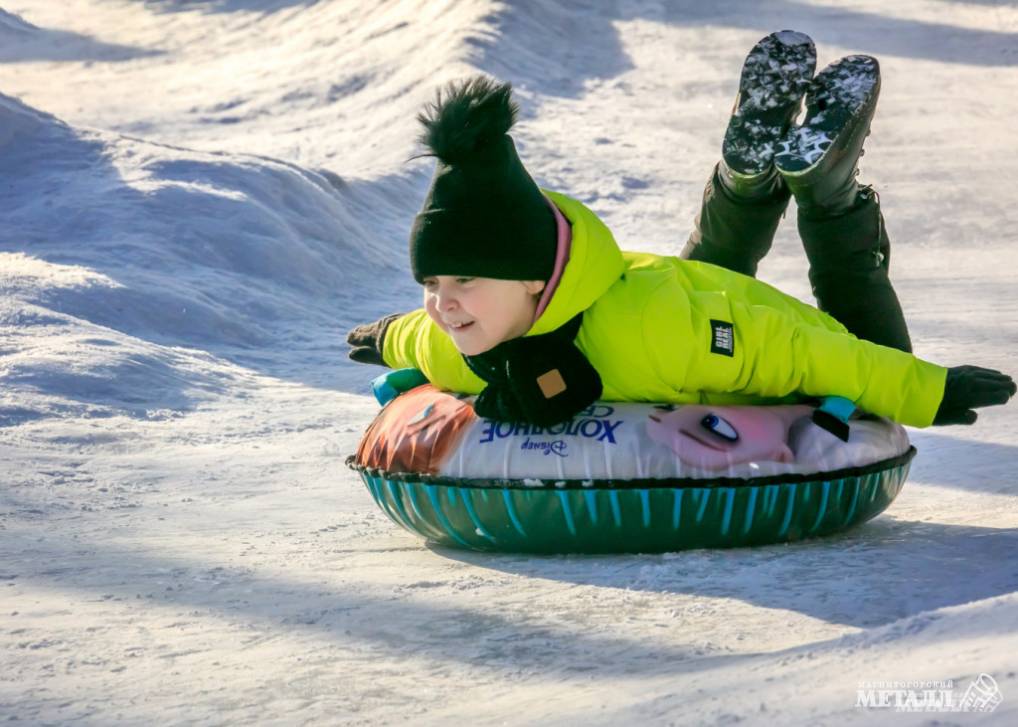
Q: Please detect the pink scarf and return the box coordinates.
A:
[533,196,572,321]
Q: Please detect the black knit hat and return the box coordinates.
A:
[409,75,557,284]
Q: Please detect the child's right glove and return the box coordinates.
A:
[346,313,403,366]
[933,365,1016,425]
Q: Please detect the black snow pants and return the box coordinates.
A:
[679,164,913,354]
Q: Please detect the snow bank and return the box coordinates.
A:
[0,91,409,421]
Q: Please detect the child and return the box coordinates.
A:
[348,31,1015,429]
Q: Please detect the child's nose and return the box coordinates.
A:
[435,292,458,312]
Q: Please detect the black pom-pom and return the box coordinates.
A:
[416,75,517,164]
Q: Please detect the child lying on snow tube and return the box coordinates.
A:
[346,30,1015,432]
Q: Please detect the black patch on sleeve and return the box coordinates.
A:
[709,320,735,357]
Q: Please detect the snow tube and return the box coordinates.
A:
[347,369,914,554]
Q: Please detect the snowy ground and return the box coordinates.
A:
[2,0,1018,724]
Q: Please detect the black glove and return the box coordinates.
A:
[464,313,603,427]
[346,313,403,367]
[933,365,1016,425]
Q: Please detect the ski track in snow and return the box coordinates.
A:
[2,0,1018,724]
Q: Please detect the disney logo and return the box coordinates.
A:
[521,437,568,458]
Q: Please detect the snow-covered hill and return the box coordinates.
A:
[2,1,1017,724]
[1,89,406,416]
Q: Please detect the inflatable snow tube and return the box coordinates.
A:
[347,369,915,554]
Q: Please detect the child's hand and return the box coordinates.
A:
[346,314,402,367]
[933,365,1017,425]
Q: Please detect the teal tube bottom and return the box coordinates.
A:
[354,450,915,554]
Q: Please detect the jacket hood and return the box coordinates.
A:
[526,190,625,336]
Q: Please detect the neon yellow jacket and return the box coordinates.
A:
[383,190,948,427]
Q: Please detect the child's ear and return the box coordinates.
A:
[523,280,546,295]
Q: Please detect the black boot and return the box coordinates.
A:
[775,55,880,217]
[720,30,816,200]
[680,164,789,278]
[682,30,815,276]
[799,187,913,353]
[776,55,910,352]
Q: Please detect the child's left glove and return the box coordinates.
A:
[346,313,403,367]
[933,365,1016,425]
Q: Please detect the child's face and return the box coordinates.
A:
[422,275,546,355]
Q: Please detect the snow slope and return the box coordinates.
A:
[2,0,1017,724]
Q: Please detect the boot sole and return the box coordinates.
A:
[774,55,880,176]
[722,30,817,177]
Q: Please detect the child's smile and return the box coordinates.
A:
[422,275,546,356]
